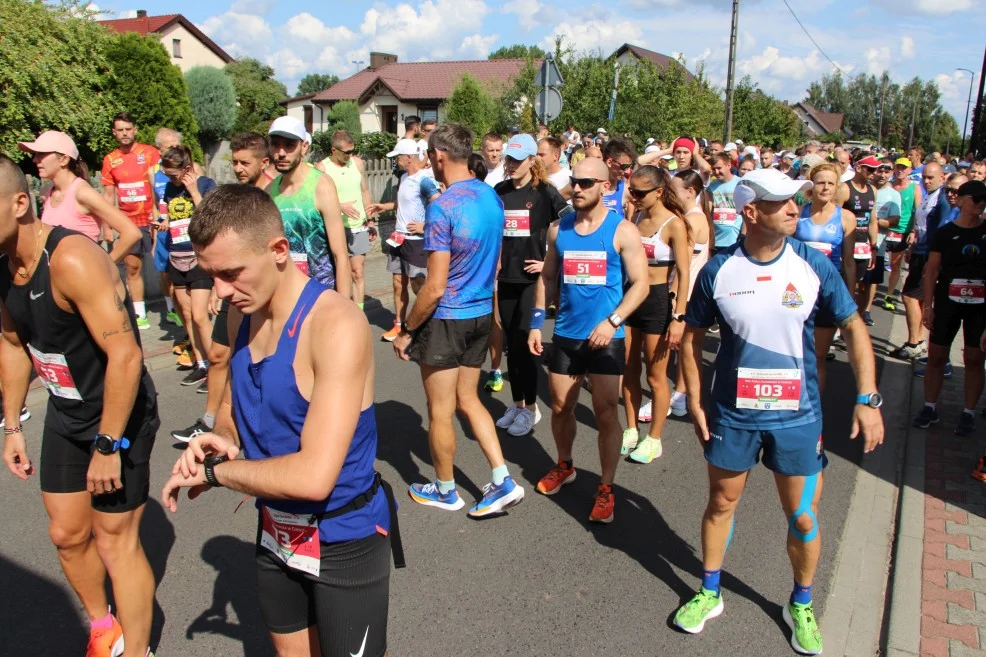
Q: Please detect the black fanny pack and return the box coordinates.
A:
[315,472,406,569]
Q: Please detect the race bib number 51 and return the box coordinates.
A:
[736,367,801,410]
[562,250,606,285]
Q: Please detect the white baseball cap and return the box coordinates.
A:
[597,127,608,135]
[724,142,738,152]
[840,167,855,183]
[733,168,812,212]
[645,137,655,145]
[268,116,309,142]
[386,138,422,158]
[743,145,758,157]
[644,144,660,154]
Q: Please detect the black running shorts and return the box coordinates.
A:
[902,253,927,300]
[212,299,230,348]
[625,283,671,335]
[255,528,391,657]
[407,314,492,368]
[930,294,986,349]
[548,335,626,376]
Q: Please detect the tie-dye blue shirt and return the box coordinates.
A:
[424,177,504,320]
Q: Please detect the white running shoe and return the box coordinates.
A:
[508,405,541,436]
[638,400,653,422]
[496,405,524,429]
[668,393,687,417]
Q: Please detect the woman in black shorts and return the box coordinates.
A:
[160,145,217,386]
[913,180,986,438]
[621,166,692,464]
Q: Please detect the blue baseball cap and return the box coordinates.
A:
[503,134,537,160]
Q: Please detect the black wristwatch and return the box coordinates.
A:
[92,434,130,455]
[204,454,229,487]
[671,313,686,322]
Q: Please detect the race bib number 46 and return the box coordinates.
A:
[949,278,985,304]
[736,367,801,411]
[563,250,606,285]
[259,506,321,577]
[503,210,531,237]
[28,344,82,400]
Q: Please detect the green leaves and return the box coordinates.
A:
[489,44,546,60]
[296,73,339,97]
[185,67,237,146]
[225,58,288,135]
[445,74,499,142]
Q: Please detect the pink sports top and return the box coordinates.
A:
[42,178,101,242]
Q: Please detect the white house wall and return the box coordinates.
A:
[158,23,227,72]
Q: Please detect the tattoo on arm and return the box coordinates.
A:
[836,312,860,329]
[103,291,134,339]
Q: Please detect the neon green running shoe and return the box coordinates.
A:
[783,601,823,655]
[621,428,638,455]
[165,310,183,327]
[135,316,150,330]
[629,436,663,463]
[673,588,724,633]
[484,369,504,392]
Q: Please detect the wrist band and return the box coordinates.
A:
[4,425,22,435]
[530,308,546,330]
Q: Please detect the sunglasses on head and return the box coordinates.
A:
[628,186,658,199]
[608,159,633,171]
[878,166,893,172]
[569,176,607,189]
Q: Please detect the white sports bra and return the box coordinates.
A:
[638,215,676,267]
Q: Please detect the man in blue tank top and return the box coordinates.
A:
[391,123,525,518]
[162,185,399,657]
[528,157,649,524]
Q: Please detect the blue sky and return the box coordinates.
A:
[95,0,984,131]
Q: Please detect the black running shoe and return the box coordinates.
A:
[912,405,939,429]
[181,367,208,387]
[171,419,210,443]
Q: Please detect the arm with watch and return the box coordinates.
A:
[837,310,885,453]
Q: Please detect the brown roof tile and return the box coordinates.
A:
[98,13,233,64]
[615,43,695,81]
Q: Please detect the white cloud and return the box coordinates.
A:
[359,0,490,60]
[872,0,972,14]
[230,0,276,13]
[737,46,850,84]
[864,46,892,74]
[900,36,915,60]
[118,8,137,18]
[283,13,358,46]
[199,12,274,55]
[544,19,643,55]
[502,0,557,31]
[267,49,308,80]
[460,34,500,59]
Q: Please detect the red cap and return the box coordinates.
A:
[672,137,696,153]
[856,155,882,169]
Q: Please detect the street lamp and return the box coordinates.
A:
[957,68,976,157]
[352,60,365,75]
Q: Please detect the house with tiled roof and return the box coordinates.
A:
[613,44,695,82]
[792,102,849,138]
[98,10,234,72]
[281,52,532,135]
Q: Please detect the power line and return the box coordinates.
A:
[781,0,847,75]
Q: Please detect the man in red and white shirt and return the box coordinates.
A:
[100,112,160,329]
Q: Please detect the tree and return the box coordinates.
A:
[732,77,802,147]
[489,44,545,60]
[445,74,498,141]
[184,66,237,148]
[327,101,361,136]
[103,32,202,160]
[225,58,288,135]
[296,73,339,96]
[0,0,118,166]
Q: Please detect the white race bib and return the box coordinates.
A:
[259,506,321,577]
[503,210,531,238]
[562,250,606,285]
[949,278,985,304]
[28,345,82,400]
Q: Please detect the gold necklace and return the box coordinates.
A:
[15,224,44,279]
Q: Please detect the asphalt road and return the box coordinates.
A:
[0,299,899,657]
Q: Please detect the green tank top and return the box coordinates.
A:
[897,181,916,234]
[270,167,335,288]
[320,158,366,229]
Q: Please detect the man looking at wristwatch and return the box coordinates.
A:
[0,154,160,657]
[672,168,884,656]
[528,157,649,524]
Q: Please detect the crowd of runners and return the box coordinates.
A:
[2,108,985,657]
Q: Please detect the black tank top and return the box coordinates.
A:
[0,226,150,435]
[843,182,876,224]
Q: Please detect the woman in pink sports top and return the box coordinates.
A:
[18,131,140,263]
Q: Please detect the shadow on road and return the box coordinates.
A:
[0,555,87,653]
[185,535,273,657]
[141,497,176,650]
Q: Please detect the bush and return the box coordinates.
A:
[356,132,399,159]
[185,66,237,147]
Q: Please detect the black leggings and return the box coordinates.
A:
[498,281,539,405]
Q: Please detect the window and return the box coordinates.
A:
[172,39,182,58]
[418,106,438,122]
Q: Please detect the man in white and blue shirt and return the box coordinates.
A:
[672,168,885,655]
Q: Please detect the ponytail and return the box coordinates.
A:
[67,157,90,186]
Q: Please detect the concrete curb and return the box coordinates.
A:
[821,309,913,656]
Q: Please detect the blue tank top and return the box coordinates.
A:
[230,279,388,542]
[554,210,625,340]
[602,178,625,214]
[796,205,845,271]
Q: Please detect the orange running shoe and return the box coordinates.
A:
[536,461,576,495]
[972,457,986,484]
[381,323,402,342]
[176,349,193,369]
[589,483,615,524]
[86,614,124,657]
[172,338,188,355]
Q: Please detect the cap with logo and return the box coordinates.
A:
[268,116,309,142]
[503,134,538,161]
[18,131,79,160]
[733,168,812,212]
[724,142,738,152]
[386,138,423,158]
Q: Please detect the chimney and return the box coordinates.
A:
[136,9,147,18]
[369,52,397,70]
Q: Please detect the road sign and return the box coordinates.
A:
[534,87,563,123]
[535,53,565,87]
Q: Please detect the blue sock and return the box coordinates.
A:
[436,479,456,494]
[702,569,721,596]
[791,581,812,605]
[491,465,509,486]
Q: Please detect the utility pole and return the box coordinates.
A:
[970,45,986,158]
[908,92,919,150]
[607,61,621,122]
[957,68,975,157]
[877,80,887,148]
[723,0,739,143]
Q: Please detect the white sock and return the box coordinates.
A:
[132,301,146,318]
[671,391,686,404]
[202,412,215,429]
[926,402,937,410]
[165,297,174,313]
[964,408,975,416]
[196,360,208,370]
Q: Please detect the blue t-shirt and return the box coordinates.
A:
[708,177,742,249]
[424,177,504,319]
[686,239,856,430]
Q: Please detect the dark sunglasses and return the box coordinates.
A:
[946,187,962,194]
[628,186,658,199]
[334,147,356,155]
[569,176,607,189]
[609,159,633,171]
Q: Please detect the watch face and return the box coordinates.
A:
[870,393,883,407]
[94,435,115,453]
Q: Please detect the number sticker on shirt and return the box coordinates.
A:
[804,241,833,256]
[563,250,607,285]
[259,506,321,577]
[290,252,309,276]
[28,344,82,401]
[853,241,872,260]
[117,181,147,203]
[948,278,985,304]
[886,231,903,244]
[169,218,191,245]
[736,367,801,411]
[713,208,737,225]
[503,210,531,237]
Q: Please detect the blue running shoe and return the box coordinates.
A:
[408,482,465,511]
[467,476,525,518]
[914,362,953,379]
